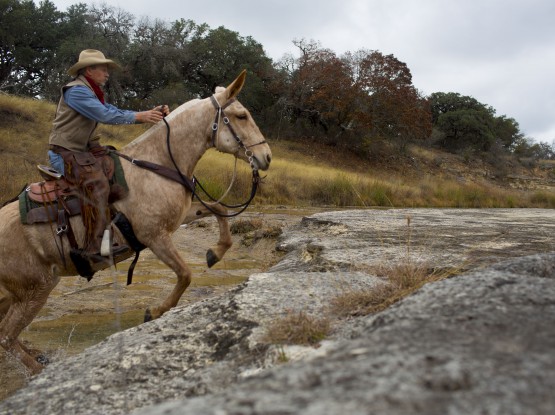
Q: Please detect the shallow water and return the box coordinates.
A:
[19,261,253,357]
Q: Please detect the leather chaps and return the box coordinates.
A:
[53,144,114,255]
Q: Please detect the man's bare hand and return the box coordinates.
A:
[135,105,170,123]
[154,105,170,116]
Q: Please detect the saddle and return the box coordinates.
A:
[23,173,81,225]
[27,179,70,203]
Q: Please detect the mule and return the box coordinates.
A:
[0,71,271,374]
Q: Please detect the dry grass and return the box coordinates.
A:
[262,310,331,346]
[529,190,555,208]
[0,93,553,209]
[195,143,545,209]
[262,258,456,346]
[95,122,151,148]
[330,283,399,317]
[329,262,458,318]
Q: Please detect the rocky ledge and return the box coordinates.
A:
[1,208,554,415]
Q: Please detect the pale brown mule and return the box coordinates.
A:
[0,71,271,374]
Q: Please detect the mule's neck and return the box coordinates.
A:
[121,99,213,177]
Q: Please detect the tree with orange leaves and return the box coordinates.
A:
[279,41,432,150]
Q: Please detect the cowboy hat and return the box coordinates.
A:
[67,49,121,77]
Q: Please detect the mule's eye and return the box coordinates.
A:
[237,113,248,120]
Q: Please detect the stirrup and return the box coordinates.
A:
[37,165,63,181]
[76,245,130,262]
[93,245,131,260]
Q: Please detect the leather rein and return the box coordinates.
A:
[114,96,266,217]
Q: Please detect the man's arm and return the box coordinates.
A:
[64,86,169,125]
[64,86,136,125]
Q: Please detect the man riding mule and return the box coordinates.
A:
[0,64,271,375]
[47,49,170,264]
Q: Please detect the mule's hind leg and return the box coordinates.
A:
[0,280,55,374]
[0,295,10,321]
[144,233,192,322]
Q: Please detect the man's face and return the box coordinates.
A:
[85,64,109,86]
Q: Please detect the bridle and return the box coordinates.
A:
[209,95,268,164]
[190,95,267,216]
[116,95,267,218]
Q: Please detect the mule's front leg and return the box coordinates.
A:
[184,202,232,268]
[206,213,233,268]
[144,234,192,322]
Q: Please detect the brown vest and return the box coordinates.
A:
[49,76,98,152]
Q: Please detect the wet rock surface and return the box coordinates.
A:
[1,208,554,415]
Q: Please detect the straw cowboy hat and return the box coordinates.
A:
[67,49,121,77]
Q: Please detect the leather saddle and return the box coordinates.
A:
[29,166,73,202]
[23,166,81,225]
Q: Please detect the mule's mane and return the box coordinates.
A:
[125,98,202,149]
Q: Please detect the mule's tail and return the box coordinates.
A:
[1,184,27,208]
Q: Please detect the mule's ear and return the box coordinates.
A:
[226,69,247,100]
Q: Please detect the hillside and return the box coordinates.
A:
[1,93,554,207]
[277,136,555,192]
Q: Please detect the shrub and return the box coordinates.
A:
[263,310,331,346]
[230,218,264,234]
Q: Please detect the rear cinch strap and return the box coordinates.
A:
[127,251,141,286]
[113,212,146,285]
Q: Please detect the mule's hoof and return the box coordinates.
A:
[206,249,219,268]
[144,308,152,322]
[36,354,50,366]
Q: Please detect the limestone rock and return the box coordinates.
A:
[1,209,554,415]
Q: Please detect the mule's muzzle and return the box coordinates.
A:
[254,152,272,171]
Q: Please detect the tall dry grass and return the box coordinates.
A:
[0,93,553,208]
[194,147,549,208]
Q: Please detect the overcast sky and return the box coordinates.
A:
[47,0,555,142]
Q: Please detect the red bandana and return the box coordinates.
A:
[84,76,105,104]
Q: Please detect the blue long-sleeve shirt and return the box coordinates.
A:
[64,85,136,125]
